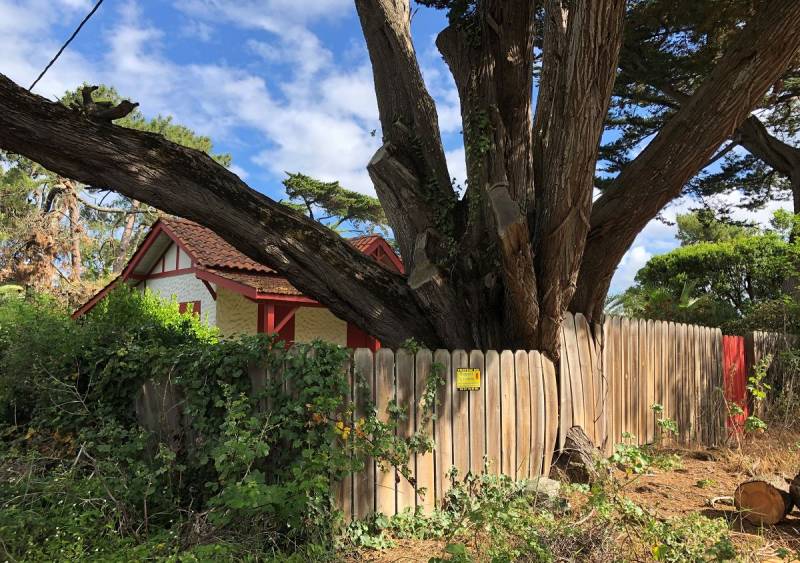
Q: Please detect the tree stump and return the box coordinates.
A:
[551,426,601,483]
[734,477,794,525]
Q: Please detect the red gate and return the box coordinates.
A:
[723,335,747,433]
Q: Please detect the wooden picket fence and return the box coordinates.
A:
[334,349,559,521]
[557,314,728,456]
[135,314,796,519]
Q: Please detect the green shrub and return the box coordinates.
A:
[0,288,436,560]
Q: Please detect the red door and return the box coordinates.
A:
[723,335,747,433]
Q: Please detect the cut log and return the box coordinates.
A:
[551,426,601,483]
[791,472,800,509]
[734,477,794,526]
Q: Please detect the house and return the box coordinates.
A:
[74,217,403,350]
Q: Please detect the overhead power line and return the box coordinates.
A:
[29,0,106,92]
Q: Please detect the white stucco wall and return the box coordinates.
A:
[142,273,217,327]
[216,287,258,336]
[178,247,192,269]
[163,244,178,271]
[294,307,347,346]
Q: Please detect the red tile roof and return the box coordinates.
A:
[349,234,382,254]
[205,269,303,296]
[74,217,401,317]
[161,217,274,273]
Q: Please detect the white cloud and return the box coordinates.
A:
[611,245,653,294]
[175,0,351,27]
[180,19,214,42]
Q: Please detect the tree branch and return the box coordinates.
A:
[355,0,455,264]
[0,73,440,347]
[436,0,541,349]
[574,0,800,319]
[76,194,148,214]
[531,0,626,351]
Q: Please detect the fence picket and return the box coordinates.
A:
[395,349,416,513]
[451,350,470,480]
[375,349,396,516]
[499,350,516,477]
[414,350,435,512]
[485,351,501,475]
[469,350,486,476]
[434,349,453,505]
[542,355,559,474]
[353,348,375,519]
[575,314,597,446]
[514,350,532,480]
[558,325,572,450]
[529,351,546,477]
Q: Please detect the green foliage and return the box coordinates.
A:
[281,172,390,238]
[651,403,679,441]
[643,513,736,562]
[600,0,799,212]
[610,214,800,331]
[675,209,753,246]
[0,289,445,559]
[610,434,653,475]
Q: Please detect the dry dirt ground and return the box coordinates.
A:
[350,430,800,562]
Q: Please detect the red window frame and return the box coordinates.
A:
[178,301,201,315]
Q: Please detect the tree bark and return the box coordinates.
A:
[113,199,140,274]
[737,115,800,216]
[573,0,800,321]
[1,0,799,354]
[532,0,625,353]
[64,180,82,283]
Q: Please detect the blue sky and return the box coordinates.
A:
[1,0,789,292]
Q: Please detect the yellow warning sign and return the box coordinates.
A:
[456,368,481,391]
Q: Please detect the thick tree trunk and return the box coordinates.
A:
[734,477,794,526]
[1,0,799,355]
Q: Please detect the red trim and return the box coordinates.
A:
[257,302,296,345]
[257,303,266,332]
[71,277,120,318]
[274,306,299,333]
[175,246,181,270]
[131,267,196,280]
[360,238,404,274]
[196,269,259,299]
[202,279,217,300]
